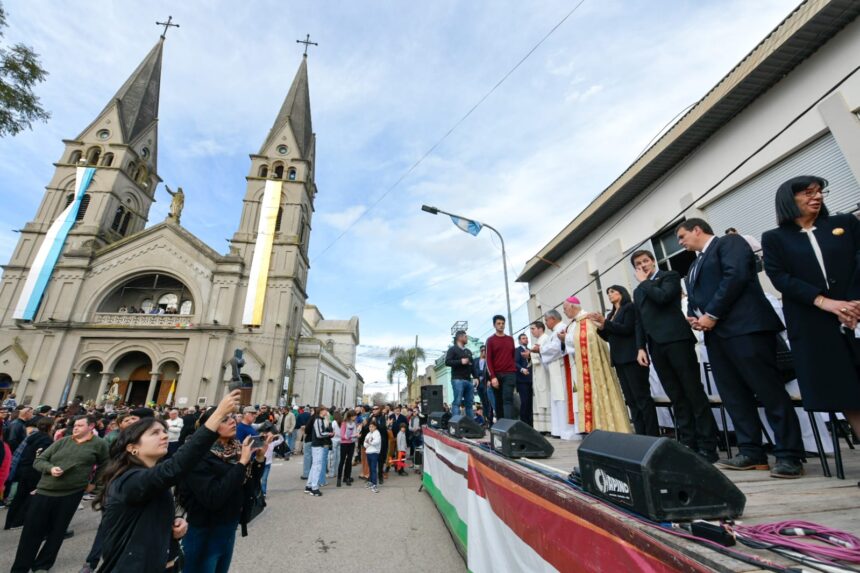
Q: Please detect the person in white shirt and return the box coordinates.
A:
[364,421,382,493]
[165,409,183,457]
[538,310,578,440]
[529,321,552,433]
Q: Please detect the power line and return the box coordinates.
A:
[311,0,589,264]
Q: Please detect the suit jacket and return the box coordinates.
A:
[685,234,783,338]
[634,270,696,349]
[514,345,532,384]
[597,302,639,365]
[472,358,489,386]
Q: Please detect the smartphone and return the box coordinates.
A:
[227,380,243,392]
[250,435,265,449]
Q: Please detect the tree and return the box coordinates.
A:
[370,392,387,406]
[387,345,426,394]
[0,1,49,137]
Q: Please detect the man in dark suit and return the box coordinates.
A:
[515,333,534,427]
[472,346,494,425]
[677,219,804,478]
[632,249,719,461]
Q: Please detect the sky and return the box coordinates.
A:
[0,0,799,399]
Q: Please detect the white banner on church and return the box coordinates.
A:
[242,179,283,325]
[13,166,96,321]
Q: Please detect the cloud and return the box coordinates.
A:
[317,205,368,232]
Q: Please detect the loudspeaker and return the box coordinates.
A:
[577,430,746,522]
[421,385,443,416]
[428,411,451,430]
[490,418,554,459]
[448,414,485,439]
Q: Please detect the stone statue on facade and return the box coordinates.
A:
[165,185,185,224]
[228,348,245,391]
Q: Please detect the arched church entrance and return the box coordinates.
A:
[240,374,253,406]
[76,360,103,402]
[113,352,153,406]
[155,361,181,406]
[0,373,11,402]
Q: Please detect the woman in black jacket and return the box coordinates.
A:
[4,417,53,529]
[592,285,660,436]
[94,390,241,572]
[762,175,860,434]
[179,397,268,573]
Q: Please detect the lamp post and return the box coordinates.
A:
[421,205,513,336]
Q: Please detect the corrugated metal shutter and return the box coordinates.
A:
[704,133,860,240]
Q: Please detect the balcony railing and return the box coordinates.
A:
[92,312,194,328]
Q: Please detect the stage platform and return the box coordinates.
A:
[422,427,860,573]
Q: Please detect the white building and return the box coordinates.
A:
[291,305,361,408]
[519,2,860,317]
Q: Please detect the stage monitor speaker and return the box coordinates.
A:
[428,411,451,430]
[421,385,443,416]
[448,414,485,439]
[490,418,554,459]
[578,430,746,522]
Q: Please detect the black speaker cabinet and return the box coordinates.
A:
[421,385,443,416]
[490,418,554,459]
[428,411,451,430]
[578,431,746,522]
[448,414,485,439]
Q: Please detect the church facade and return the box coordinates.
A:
[0,38,358,409]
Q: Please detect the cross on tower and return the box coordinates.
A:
[156,16,180,40]
[296,34,318,56]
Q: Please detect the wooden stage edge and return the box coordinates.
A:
[468,433,860,572]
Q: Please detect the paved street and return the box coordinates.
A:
[0,454,466,572]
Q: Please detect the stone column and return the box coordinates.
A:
[68,372,84,403]
[95,373,113,405]
[147,372,160,405]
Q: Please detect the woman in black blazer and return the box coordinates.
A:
[762,175,860,437]
[592,285,660,436]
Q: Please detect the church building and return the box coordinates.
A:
[0,37,360,409]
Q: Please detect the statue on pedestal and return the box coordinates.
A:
[165,185,185,224]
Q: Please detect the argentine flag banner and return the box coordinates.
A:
[13,166,96,321]
[450,215,482,236]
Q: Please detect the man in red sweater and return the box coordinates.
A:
[485,315,517,422]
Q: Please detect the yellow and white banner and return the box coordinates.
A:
[242,179,282,325]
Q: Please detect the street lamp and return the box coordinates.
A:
[421,205,513,336]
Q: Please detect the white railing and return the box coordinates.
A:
[92,312,194,328]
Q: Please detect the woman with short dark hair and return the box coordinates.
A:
[762,175,860,435]
[590,285,660,436]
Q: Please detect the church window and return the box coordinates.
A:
[258,165,268,178]
[75,194,91,222]
[69,150,83,164]
[275,207,283,232]
[180,300,193,314]
[119,212,132,235]
[158,293,179,311]
[288,168,297,181]
[127,161,137,176]
[141,147,150,158]
[96,129,110,140]
[86,147,101,165]
[298,215,306,244]
[101,153,114,167]
[277,145,289,155]
[133,165,148,186]
[273,164,284,179]
[111,206,125,231]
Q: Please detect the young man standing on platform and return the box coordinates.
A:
[632,249,719,462]
[446,330,475,418]
[515,333,534,427]
[485,315,517,421]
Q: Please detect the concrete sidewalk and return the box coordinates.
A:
[0,452,466,572]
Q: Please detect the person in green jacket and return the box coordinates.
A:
[10,414,109,573]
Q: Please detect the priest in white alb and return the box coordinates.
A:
[529,320,552,433]
[540,309,579,440]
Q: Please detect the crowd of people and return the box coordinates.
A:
[444,175,860,482]
[0,393,426,572]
